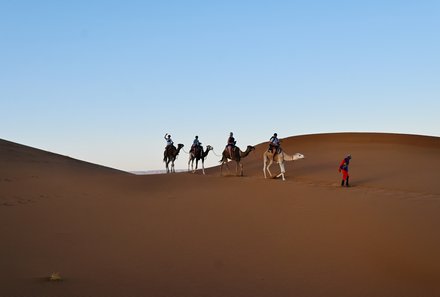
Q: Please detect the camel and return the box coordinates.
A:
[263,150,304,181]
[163,143,184,173]
[188,145,213,175]
[220,145,255,176]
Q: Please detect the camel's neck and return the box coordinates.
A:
[176,146,183,155]
[240,147,253,158]
[203,148,211,157]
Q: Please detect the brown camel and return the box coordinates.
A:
[220,145,255,176]
[263,150,304,181]
[163,143,184,173]
[188,145,213,175]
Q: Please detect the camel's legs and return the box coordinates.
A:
[221,161,230,175]
[235,161,244,176]
[263,157,267,178]
[201,159,205,175]
[276,162,286,181]
[275,172,284,180]
[235,161,239,175]
[194,159,199,173]
[220,162,227,176]
[188,157,192,172]
[221,156,236,176]
[266,159,274,178]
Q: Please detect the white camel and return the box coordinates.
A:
[263,150,304,181]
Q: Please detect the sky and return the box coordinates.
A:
[1,1,439,171]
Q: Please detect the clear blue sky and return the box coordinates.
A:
[1,1,439,171]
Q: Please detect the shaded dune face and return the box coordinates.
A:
[1,133,440,297]
[0,139,128,177]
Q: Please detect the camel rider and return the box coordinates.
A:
[191,135,202,155]
[164,133,174,156]
[339,154,352,187]
[226,132,236,158]
[164,133,174,147]
[268,133,280,154]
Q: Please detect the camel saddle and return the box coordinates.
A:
[191,145,203,157]
[165,144,176,155]
[269,146,282,159]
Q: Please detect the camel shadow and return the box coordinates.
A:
[295,159,335,169]
[352,176,382,186]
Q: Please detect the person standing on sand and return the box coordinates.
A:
[339,154,352,187]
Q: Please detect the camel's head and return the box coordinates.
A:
[177,143,184,149]
[247,145,256,152]
[295,153,305,160]
[206,145,213,151]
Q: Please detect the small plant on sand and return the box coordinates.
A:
[49,272,62,281]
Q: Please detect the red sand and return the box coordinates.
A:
[1,133,440,297]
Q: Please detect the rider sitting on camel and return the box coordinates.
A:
[164,133,174,160]
[164,133,174,147]
[226,132,236,158]
[268,133,280,155]
[191,135,202,156]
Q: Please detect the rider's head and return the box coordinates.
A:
[274,133,278,137]
[167,135,171,138]
[230,132,233,136]
[195,135,198,139]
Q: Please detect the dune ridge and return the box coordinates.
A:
[1,133,440,297]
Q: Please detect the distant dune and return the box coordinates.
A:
[1,133,440,297]
[131,170,187,175]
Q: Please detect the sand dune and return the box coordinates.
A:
[1,133,440,297]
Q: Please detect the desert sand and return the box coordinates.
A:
[1,133,440,297]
